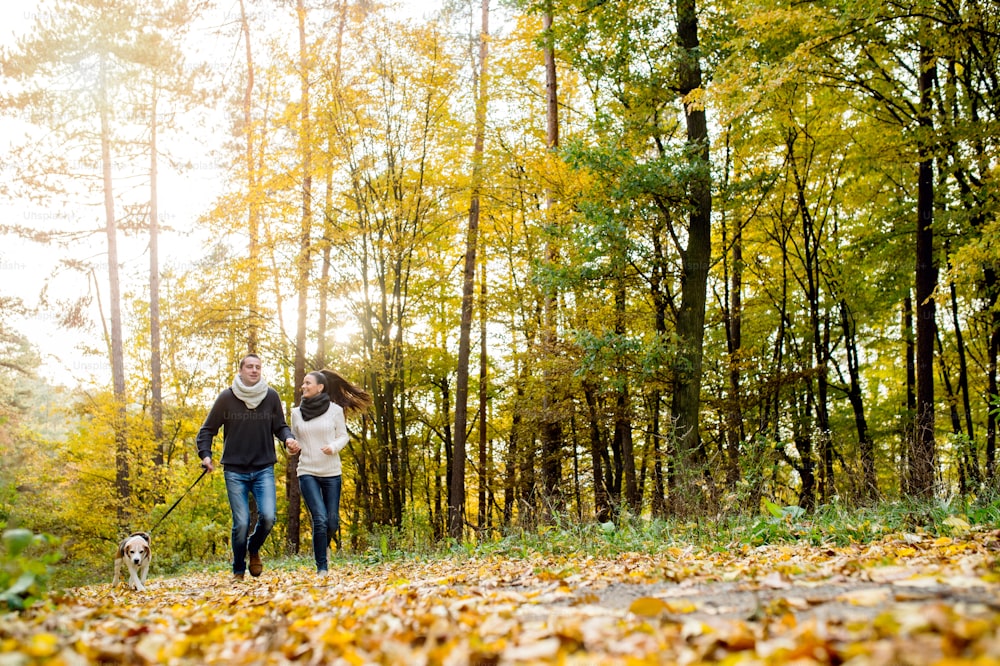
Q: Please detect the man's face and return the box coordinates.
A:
[240,357,262,386]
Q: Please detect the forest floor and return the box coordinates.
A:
[2,529,999,665]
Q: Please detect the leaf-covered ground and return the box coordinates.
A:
[2,530,999,665]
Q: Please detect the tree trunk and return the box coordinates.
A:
[450,0,490,540]
[902,294,916,495]
[840,299,878,501]
[613,266,639,514]
[984,264,1000,482]
[149,85,163,472]
[721,140,744,489]
[583,381,612,522]
[285,0,315,555]
[100,56,129,526]
[615,387,638,514]
[318,155,333,367]
[788,133,832,505]
[771,225,791,503]
[987,309,999,480]
[478,256,489,536]
[911,43,937,498]
[539,4,563,511]
[390,323,405,526]
[374,377,394,525]
[649,202,670,518]
[503,378,523,527]
[519,436,537,527]
[949,276,980,486]
[316,4,347,365]
[793,432,817,512]
[238,0,259,352]
[439,372,452,535]
[936,329,967,493]
[434,431,444,541]
[431,372,452,539]
[649,389,666,520]
[670,0,713,514]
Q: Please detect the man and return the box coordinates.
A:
[197,353,297,580]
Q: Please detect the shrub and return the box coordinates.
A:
[1,528,61,611]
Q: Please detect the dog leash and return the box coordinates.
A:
[147,465,209,534]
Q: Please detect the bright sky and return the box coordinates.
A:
[0,0,446,385]
[0,5,29,46]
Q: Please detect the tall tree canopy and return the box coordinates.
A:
[0,0,998,573]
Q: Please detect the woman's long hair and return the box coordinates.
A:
[309,369,373,416]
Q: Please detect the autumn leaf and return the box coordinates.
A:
[943,516,972,536]
[0,534,998,665]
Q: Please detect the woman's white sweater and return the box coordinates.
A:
[291,402,349,477]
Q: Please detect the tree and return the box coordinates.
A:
[284,0,314,556]
[912,37,937,497]
[451,0,491,540]
[538,0,565,514]
[310,8,463,528]
[127,1,210,477]
[1,0,164,526]
[669,0,714,513]
[0,299,38,474]
[314,0,350,368]
[7,0,1000,566]
[148,79,164,470]
[237,0,262,353]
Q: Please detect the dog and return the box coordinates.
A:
[112,532,151,592]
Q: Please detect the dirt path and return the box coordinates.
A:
[570,572,1000,623]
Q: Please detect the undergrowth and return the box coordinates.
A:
[19,494,1000,598]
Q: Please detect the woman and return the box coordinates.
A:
[289,369,372,575]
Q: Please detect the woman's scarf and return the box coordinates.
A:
[232,374,269,409]
[299,392,331,421]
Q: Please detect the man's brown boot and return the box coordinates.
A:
[249,553,263,577]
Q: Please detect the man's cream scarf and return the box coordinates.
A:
[232,374,269,409]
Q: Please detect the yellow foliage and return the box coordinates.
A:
[0,533,998,664]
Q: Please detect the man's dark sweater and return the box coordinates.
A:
[196,387,294,473]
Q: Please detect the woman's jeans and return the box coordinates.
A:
[298,474,342,571]
[224,467,276,575]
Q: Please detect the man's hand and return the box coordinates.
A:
[201,456,214,472]
[286,438,300,455]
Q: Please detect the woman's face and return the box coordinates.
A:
[301,374,323,398]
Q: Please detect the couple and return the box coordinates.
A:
[196,354,371,579]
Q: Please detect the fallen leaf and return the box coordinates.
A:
[0,534,996,665]
[760,571,791,589]
[837,588,891,606]
[942,516,971,535]
[628,596,670,617]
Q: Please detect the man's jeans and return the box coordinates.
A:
[298,474,342,571]
[224,467,276,575]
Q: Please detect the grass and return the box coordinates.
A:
[23,493,1000,594]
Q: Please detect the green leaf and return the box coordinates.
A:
[3,529,34,557]
[5,571,35,597]
[764,499,783,518]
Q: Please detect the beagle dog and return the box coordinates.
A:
[112,532,151,592]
